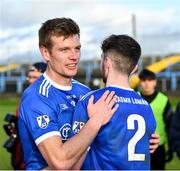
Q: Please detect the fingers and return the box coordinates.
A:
[87,95,95,118]
[101,92,118,125]
[149,133,160,144]
[149,144,158,153]
[99,90,110,102]
[111,104,119,114]
[99,91,117,113]
[149,138,159,144]
[88,95,94,106]
[108,95,118,108]
[96,90,116,105]
[151,133,160,139]
[105,91,115,104]
[149,133,160,153]
[87,90,118,124]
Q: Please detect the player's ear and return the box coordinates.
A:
[106,56,113,69]
[130,65,138,75]
[39,46,51,62]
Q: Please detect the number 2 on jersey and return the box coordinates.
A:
[127,114,146,161]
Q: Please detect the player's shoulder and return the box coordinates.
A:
[93,86,113,96]
[132,91,151,107]
[71,79,91,96]
[22,74,53,102]
[80,87,110,102]
[72,79,91,91]
[22,83,38,100]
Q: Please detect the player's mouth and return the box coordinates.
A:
[66,63,78,70]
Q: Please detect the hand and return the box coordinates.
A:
[87,90,119,126]
[149,133,160,153]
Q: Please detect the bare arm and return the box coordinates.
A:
[38,118,100,170]
[71,149,88,170]
[38,91,118,169]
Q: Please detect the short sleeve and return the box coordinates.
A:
[19,93,60,145]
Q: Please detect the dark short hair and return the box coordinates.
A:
[101,34,141,75]
[29,62,47,73]
[39,18,80,50]
[139,69,156,80]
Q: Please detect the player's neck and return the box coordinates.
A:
[106,72,130,89]
[45,70,72,86]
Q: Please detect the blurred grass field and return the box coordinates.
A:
[0,95,179,169]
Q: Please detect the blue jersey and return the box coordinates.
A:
[18,73,90,170]
[71,85,156,170]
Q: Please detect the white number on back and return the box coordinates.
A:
[127,114,146,161]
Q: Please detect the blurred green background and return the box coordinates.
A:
[0,95,179,169]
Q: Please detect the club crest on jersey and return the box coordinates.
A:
[60,104,68,110]
[72,121,85,134]
[36,115,50,129]
[59,123,71,140]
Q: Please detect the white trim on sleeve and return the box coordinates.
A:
[35,131,61,146]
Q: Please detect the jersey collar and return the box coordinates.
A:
[108,85,134,91]
[43,73,72,91]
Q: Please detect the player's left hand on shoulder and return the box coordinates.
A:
[87,90,119,126]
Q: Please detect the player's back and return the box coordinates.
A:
[72,85,156,170]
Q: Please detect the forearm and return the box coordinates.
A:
[39,118,100,170]
[43,152,87,170]
[71,150,88,170]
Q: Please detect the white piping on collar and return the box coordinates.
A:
[108,85,134,91]
[43,73,72,91]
